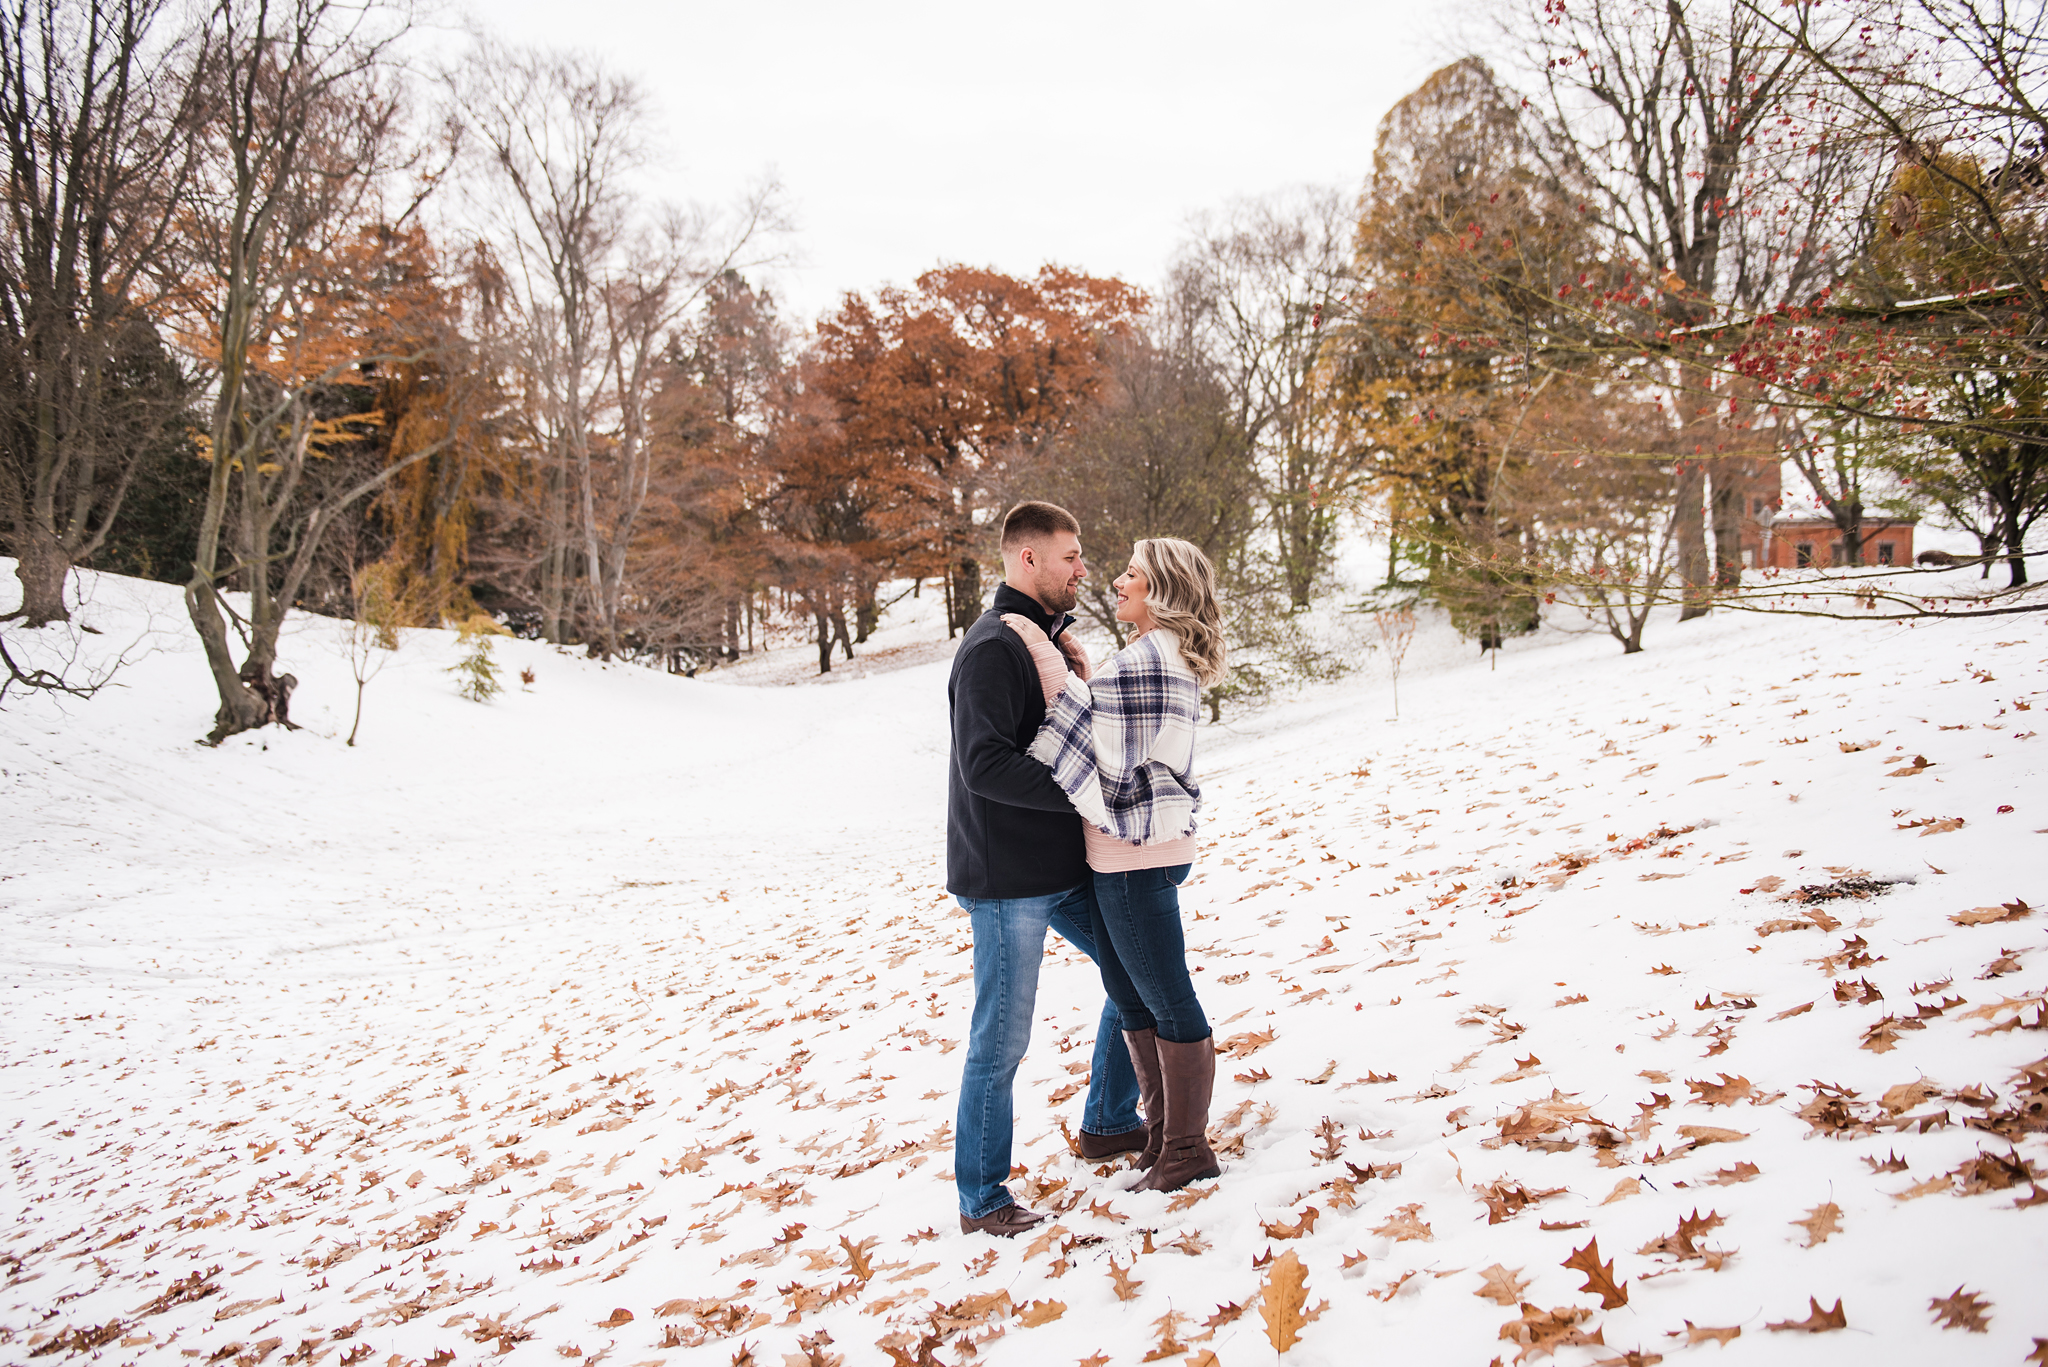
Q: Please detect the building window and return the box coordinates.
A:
[1878,542,1895,565]
[1753,497,1770,515]
[1741,548,1755,567]
[1796,542,1814,567]
[1831,540,1850,566]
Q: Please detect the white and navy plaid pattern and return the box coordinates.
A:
[1028,630,1202,845]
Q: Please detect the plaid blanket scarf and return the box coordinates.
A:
[1027,629,1202,845]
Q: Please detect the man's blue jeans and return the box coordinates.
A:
[954,882,1142,1219]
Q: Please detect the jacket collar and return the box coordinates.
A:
[991,582,1071,639]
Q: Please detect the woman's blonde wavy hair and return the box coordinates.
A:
[1132,538,1228,689]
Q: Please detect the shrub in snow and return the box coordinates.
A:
[447,615,508,702]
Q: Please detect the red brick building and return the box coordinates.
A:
[1756,515,1917,569]
[1721,462,1917,570]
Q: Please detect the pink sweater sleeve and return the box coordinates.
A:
[1025,639,1070,705]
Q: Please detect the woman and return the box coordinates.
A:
[1002,537,1228,1193]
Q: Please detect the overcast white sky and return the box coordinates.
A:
[468,0,1464,322]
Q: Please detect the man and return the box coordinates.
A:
[948,501,1147,1235]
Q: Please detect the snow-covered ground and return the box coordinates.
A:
[2,563,2043,1367]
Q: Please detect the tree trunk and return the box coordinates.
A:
[814,608,834,674]
[1620,607,1648,654]
[347,675,366,746]
[853,585,879,643]
[1279,494,1315,609]
[2003,502,2029,586]
[6,528,72,627]
[1675,462,1712,619]
[950,556,982,633]
[184,581,268,742]
[1834,501,1865,568]
[1709,469,1744,590]
[540,465,570,642]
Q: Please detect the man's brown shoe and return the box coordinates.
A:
[1077,1126,1148,1160]
[959,1202,1047,1237]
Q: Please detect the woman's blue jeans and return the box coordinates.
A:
[1090,864,1211,1045]
[954,883,1142,1219]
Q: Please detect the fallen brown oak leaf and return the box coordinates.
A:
[874,1330,946,1367]
[928,1290,1012,1334]
[1021,1223,1066,1260]
[1672,1322,1740,1346]
[1259,1250,1311,1353]
[1499,1304,1604,1361]
[1701,1161,1761,1185]
[838,1235,876,1282]
[1368,1269,1417,1302]
[1139,1309,1190,1362]
[1685,1074,1759,1107]
[1262,1205,1319,1240]
[1217,1028,1277,1059]
[1473,1264,1531,1307]
[1371,1203,1432,1242]
[1766,1297,1846,1332]
[1953,899,2032,926]
[1477,1179,1567,1224]
[1563,1238,1630,1309]
[786,1330,841,1367]
[1637,1209,1725,1261]
[1789,1202,1841,1247]
[1496,1091,1600,1145]
[1929,1287,1991,1333]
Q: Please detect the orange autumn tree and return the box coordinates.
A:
[363,239,507,632]
[795,265,1147,636]
[626,273,789,670]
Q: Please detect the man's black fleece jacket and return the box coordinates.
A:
[945,584,1088,899]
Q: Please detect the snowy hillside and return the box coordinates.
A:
[2,566,2044,1367]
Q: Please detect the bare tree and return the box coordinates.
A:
[452,41,781,651]
[1372,607,1415,716]
[0,0,198,629]
[1507,0,1881,615]
[1171,188,1360,606]
[176,0,442,742]
[453,42,638,646]
[1004,330,1259,642]
[1734,0,2048,586]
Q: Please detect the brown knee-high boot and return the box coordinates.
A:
[1121,1029,1165,1170]
[1134,1036,1220,1192]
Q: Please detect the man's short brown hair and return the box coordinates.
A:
[1000,500,1080,552]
